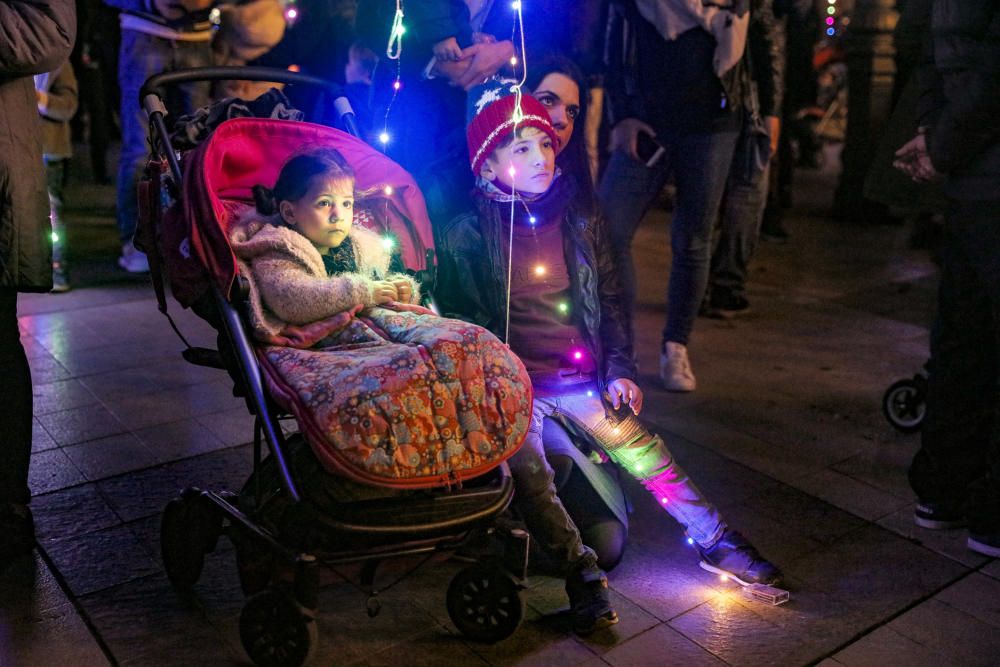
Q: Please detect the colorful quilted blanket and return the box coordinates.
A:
[259,305,531,489]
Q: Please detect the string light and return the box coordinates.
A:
[383,186,393,196]
[386,1,405,60]
[285,7,297,21]
[660,497,668,504]
[528,215,536,224]
[687,537,695,545]
[50,231,59,243]
[382,236,395,250]
[557,301,568,313]
[378,131,390,145]
[533,264,546,277]
[511,0,521,8]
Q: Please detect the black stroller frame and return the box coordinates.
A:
[139,67,529,667]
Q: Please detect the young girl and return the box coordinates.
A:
[230,147,420,345]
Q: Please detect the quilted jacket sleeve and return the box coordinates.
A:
[0,0,76,76]
[252,255,375,326]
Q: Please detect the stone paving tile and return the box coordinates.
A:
[62,432,162,481]
[0,553,74,624]
[134,417,230,463]
[602,623,725,666]
[933,572,1000,629]
[195,405,259,447]
[78,573,242,666]
[164,444,255,497]
[887,598,1000,666]
[103,379,243,431]
[739,482,867,546]
[831,625,949,667]
[0,600,110,667]
[877,504,989,568]
[789,468,911,523]
[32,484,121,545]
[49,337,182,378]
[79,361,223,403]
[43,523,160,597]
[96,465,185,523]
[668,594,788,666]
[35,402,128,447]
[26,351,73,384]
[982,559,1000,581]
[829,441,915,501]
[466,609,599,667]
[31,418,58,454]
[28,448,86,496]
[352,627,491,667]
[31,377,101,416]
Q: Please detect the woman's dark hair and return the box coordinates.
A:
[524,54,597,215]
[253,147,355,215]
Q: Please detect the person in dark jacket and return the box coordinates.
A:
[0,0,76,571]
[599,0,780,391]
[894,0,1000,558]
[436,80,782,633]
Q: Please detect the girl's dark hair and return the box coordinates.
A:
[524,54,597,215]
[253,147,355,215]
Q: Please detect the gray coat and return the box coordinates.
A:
[0,1,76,291]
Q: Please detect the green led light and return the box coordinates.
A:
[827,6,835,13]
[51,231,59,243]
[558,301,568,313]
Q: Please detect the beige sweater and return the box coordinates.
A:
[230,213,420,344]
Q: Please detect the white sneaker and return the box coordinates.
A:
[118,241,150,273]
[660,341,696,392]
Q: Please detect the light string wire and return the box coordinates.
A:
[381,1,405,152]
[503,0,529,346]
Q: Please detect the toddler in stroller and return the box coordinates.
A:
[137,68,535,667]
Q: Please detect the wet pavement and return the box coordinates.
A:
[3,149,998,667]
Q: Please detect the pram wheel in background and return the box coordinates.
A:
[882,375,928,434]
[239,588,318,667]
[160,488,223,589]
[446,564,524,643]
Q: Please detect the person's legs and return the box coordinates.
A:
[598,149,671,318]
[0,289,35,568]
[707,156,770,312]
[554,388,781,584]
[116,31,171,264]
[662,128,740,346]
[47,159,70,291]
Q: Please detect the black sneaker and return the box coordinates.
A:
[914,501,966,530]
[760,217,790,244]
[968,532,1000,558]
[565,564,618,635]
[705,293,750,319]
[697,530,783,586]
[0,503,35,572]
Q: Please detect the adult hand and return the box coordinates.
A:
[607,378,644,415]
[393,280,413,304]
[609,118,657,162]
[432,37,463,62]
[371,281,399,305]
[456,40,515,90]
[893,133,943,184]
[431,56,471,85]
[765,115,781,158]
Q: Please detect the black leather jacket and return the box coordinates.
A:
[434,190,637,392]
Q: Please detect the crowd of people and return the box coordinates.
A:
[2,0,998,639]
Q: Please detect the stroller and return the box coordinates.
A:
[136,67,533,666]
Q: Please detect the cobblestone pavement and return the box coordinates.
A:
[3,149,997,667]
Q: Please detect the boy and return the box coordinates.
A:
[435,80,782,634]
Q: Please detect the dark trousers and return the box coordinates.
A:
[909,200,1000,532]
[0,289,32,506]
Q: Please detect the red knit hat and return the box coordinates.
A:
[466,79,560,175]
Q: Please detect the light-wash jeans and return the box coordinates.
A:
[508,383,726,573]
[116,30,210,244]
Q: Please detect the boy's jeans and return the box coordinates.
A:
[509,384,726,572]
[117,30,210,245]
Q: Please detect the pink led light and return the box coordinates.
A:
[507,166,516,177]
[826,16,835,25]
[573,351,583,360]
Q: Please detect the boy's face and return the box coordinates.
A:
[482,126,556,195]
[280,177,355,251]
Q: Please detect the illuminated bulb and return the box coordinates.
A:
[288,64,300,72]
[573,350,583,360]
[378,131,390,144]
[511,0,521,8]
[393,79,401,91]
[528,216,537,224]
[720,574,729,582]
[586,390,594,397]
[382,236,395,250]
[533,264,546,276]
[50,231,59,243]
[383,185,393,196]
[826,16,835,25]
[557,302,568,313]
[507,166,517,177]
[285,7,297,19]
[510,56,518,66]
[687,537,695,545]
[613,427,621,435]
[827,5,835,13]
[826,27,835,35]
[660,497,668,504]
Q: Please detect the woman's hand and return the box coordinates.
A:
[609,118,657,162]
[607,378,643,415]
[393,280,414,304]
[433,37,463,62]
[371,281,399,305]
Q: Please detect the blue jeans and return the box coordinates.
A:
[117,30,210,244]
[600,129,740,346]
[508,385,726,573]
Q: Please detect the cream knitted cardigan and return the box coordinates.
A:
[229,213,420,343]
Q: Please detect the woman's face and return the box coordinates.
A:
[533,72,580,155]
[280,176,355,251]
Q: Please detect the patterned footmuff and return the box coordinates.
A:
[259,306,531,489]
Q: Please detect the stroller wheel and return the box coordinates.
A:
[240,588,318,667]
[446,564,524,643]
[160,490,222,590]
[882,378,927,433]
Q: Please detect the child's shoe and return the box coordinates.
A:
[914,500,966,530]
[51,262,71,292]
[697,529,783,586]
[565,563,618,635]
[968,532,1000,558]
[660,341,696,392]
[0,503,35,572]
[118,241,150,273]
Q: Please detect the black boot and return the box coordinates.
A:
[0,503,35,572]
[565,562,618,635]
[697,530,783,586]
